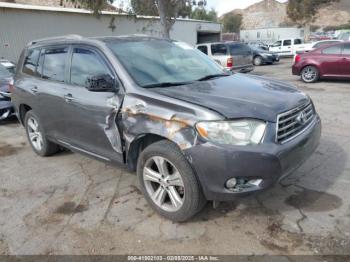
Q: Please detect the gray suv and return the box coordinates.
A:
[12,35,321,222]
[196,42,254,73]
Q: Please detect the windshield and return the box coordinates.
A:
[107,39,225,88]
[0,64,12,78]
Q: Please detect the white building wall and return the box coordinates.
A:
[0,4,221,62]
[240,27,305,43]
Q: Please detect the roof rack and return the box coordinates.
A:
[27,34,83,46]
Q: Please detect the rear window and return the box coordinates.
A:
[313,41,339,49]
[229,43,251,55]
[23,48,40,76]
[283,40,292,46]
[211,44,228,56]
[197,45,208,55]
[343,44,350,55]
[322,45,342,55]
[41,47,68,82]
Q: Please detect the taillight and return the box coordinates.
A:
[8,79,15,93]
[295,54,301,64]
[227,57,233,68]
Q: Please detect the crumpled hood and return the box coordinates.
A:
[151,74,309,122]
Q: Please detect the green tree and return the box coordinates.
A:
[191,7,217,22]
[67,0,115,16]
[222,13,242,33]
[287,0,339,39]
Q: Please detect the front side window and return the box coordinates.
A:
[211,44,228,55]
[271,41,281,47]
[42,47,68,82]
[106,39,225,88]
[23,48,40,76]
[70,48,112,86]
[322,45,342,55]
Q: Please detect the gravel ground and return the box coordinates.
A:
[0,58,350,255]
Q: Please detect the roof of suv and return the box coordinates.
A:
[27,34,169,48]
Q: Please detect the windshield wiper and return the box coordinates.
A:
[197,73,230,82]
[143,81,192,88]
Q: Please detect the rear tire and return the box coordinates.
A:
[137,140,206,222]
[301,65,319,83]
[25,111,59,157]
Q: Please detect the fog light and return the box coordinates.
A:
[225,178,237,189]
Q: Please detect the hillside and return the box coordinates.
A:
[222,0,350,30]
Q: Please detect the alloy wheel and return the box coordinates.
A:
[302,66,317,82]
[27,117,43,151]
[143,156,185,212]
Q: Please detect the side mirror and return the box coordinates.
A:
[85,74,116,92]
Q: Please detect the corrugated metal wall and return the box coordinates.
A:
[0,7,221,62]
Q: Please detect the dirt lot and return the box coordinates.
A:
[0,58,350,255]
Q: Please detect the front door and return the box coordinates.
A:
[321,44,343,77]
[62,46,124,163]
[340,43,350,77]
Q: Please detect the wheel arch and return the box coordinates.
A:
[19,104,32,125]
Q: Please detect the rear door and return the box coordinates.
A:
[340,43,350,77]
[229,43,252,68]
[210,44,229,68]
[63,45,124,163]
[320,44,343,77]
[35,46,70,139]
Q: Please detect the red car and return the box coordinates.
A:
[292,42,350,83]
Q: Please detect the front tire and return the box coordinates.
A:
[25,111,59,157]
[301,65,319,83]
[253,56,263,66]
[137,140,206,222]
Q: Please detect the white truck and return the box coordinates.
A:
[269,38,308,57]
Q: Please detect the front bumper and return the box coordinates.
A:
[262,55,279,63]
[185,115,321,201]
[0,100,14,120]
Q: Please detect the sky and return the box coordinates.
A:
[113,0,288,16]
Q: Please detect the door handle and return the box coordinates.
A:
[64,93,76,103]
[31,86,38,94]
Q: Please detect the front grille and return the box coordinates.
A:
[276,102,315,143]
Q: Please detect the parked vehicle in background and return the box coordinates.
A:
[0,61,15,120]
[0,59,16,74]
[249,45,279,66]
[294,40,342,55]
[196,42,254,73]
[269,38,306,56]
[12,35,321,222]
[293,40,343,63]
[338,32,350,41]
[292,42,350,83]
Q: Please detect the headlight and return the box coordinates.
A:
[196,119,266,146]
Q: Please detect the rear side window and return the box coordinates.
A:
[197,45,208,55]
[313,41,338,49]
[322,45,342,55]
[70,48,112,87]
[211,44,228,55]
[41,47,68,82]
[343,44,350,55]
[283,40,292,46]
[229,44,251,55]
[294,39,302,45]
[23,48,40,76]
